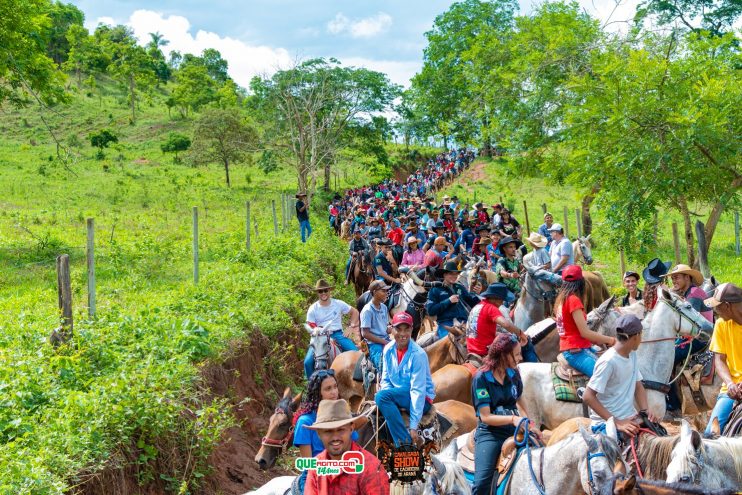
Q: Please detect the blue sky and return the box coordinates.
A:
[71,0,641,88]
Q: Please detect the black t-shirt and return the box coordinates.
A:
[472,368,523,439]
[498,218,520,236]
[296,200,309,221]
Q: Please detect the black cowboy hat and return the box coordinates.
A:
[642,258,671,284]
[499,236,517,247]
[441,261,461,273]
[434,220,445,229]
[475,224,489,232]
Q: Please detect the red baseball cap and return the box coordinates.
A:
[562,265,583,282]
[391,312,414,327]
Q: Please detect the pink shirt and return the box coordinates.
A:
[401,248,425,268]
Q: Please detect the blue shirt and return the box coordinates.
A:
[538,224,553,244]
[294,411,359,456]
[426,283,481,324]
[454,228,475,252]
[360,301,389,341]
[380,340,436,429]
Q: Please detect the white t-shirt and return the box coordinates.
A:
[587,347,643,424]
[549,238,574,270]
[306,299,352,332]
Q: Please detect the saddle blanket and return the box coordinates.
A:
[551,362,588,403]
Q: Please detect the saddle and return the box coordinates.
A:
[366,401,457,447]
[551,355,589,404]
[679,349,715,409]
[352,343,379,398]
[721,400,742,437]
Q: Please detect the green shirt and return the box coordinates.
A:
[496,257,521,293]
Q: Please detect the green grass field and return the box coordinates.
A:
[442,157,741,290]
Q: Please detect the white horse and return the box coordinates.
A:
[519,288,714,430]
[306,324,340,371]
[440,419,621,494]
[425,454,472,495]
[573,235,593,265]
[243,475,295,495]
[666,420,742,491]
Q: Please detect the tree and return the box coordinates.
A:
[201,48,229,83]
[0,0,67,108]
[188,109,258,186]
[160,133,191,163]
[104,27,156,122]
[637,0,742,36]
[146,32,171,83]
[248,58,399,192]
[90,129,118,159]
[62,24,91,86]
[171,64,216,116]
[45,1,85,65]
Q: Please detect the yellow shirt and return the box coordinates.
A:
[709,317,742,394]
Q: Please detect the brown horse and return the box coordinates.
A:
[347,251,374,298]
[605,475,736,495]
[254,387,302,470]
[431,364,473,404]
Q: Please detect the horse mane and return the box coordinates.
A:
[709,437,742,480]
[601,475,736,495]
[426,455,470,495]
[637,434,680,479]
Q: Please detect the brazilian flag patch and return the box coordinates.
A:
[475,388,490,400]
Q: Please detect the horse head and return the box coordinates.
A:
[578,420,622,495]
[666,420,705,485]
[307,325,337,370]
[586,295,617,333]
[657,288,714,338]
[577,235,593,265]
[700,275,718,299]
[255,387,302,470]
[425,454,471,495]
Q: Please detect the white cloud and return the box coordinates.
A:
[326,12,393,38]
[92,10,293,89]
[342,57,419,88]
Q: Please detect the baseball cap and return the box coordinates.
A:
[391,312,414,327]
[562,265,583,281]
[369,280,390,292]
[615,314,643,336]
[704,283,742,308]
[547,223,563,232]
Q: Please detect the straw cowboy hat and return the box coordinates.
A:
[526,232,548,249]
[667,264,704,286]
[314,279,335,291]
[305,399,368,431]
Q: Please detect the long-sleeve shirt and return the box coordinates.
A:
[401,248,425,268]
[304,442,390,495]
[380,340,435,429]
[426,283,481,323]
[349,238,370,255]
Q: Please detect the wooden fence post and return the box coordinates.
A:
[695,220,711,279]
[672,222,681,264]
[619,249,626,279]
[254,219,259,239]
[246,201,251,251]
[192,207,199,284]
[735,211,740,256]
[272,200,278,235]
[86,218,95,318]
[280,194,286,231]
[522,200,531,234]
[56,253,73,339]
[541,203,547,214]
[575,209,582,238]
[563,206,570,238]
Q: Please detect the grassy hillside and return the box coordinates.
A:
[0,77,379,494]
[443,157,741,289]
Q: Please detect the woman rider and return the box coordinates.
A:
[293,369,359,493]
[556,265,615,377]
[400,236,424,270]
[471,332,533,495]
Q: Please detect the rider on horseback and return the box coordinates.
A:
[426,261,481,339]
[375,312,435,448]
[304,279,359,379]
[346,229,370,280]
[373,239,401,287]
[495,237,523,296]
[360,280,392,371]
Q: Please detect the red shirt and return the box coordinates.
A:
[467,300,503,356]
[557,295,591,351]
[423,249,444,268]
[396,347,407,364]
[305,442,390,495]
[388,227,405,246]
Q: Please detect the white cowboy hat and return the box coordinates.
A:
[667,264,704,286]
[526,232,548,248]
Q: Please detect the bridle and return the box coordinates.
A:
[447,330,467,364]
[520,272,556,304]
[586,449,607,495]
[260,403,295,450]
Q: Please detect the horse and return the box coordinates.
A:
[442,419,622,495]
[666,420,742,491]
[348,250,374,298]
[306,324,340,372]
[518,288,714,430]
[601,475,737,495]
[244,476,296,495]
[254,387,302,470]
[425,454,471,495]
[573,235,594,265]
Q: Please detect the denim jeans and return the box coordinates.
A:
[297,469,307,494]
[375,386,432,447]
[367,342,384,372]
[300,219,312,243]
[561,348,598,377]
[472,425,505,495]
[705,393,736,436]
[303,330,358,379]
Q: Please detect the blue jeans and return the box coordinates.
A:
[300,219,312,242]
[472,425,505,495]
[375,386,432,447]
[297,470,307,494]
[562,348,598,377]
[668,338,709,410]
[304,330,358,379]
[367,342,384,372]
[705,393,736,436]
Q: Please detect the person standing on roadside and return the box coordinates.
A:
[296,192,312,243]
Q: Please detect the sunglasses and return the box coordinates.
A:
[317,289,331,294]
[314,369,336,378]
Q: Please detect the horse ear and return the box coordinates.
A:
[710,417,721,437]
[624,474,636,490]
[579,425,598,452]
[282,387,291,399]
[680,419,693,440]
[608,294,616,308]
[690,430,702,452]
[586,234,591,241]
[430,454,446,476]
[292,392,302,409]
[660,288,671,300]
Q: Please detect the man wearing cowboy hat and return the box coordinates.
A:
[522,232,562,286]
[346,229,371,281]
[304,399,389,495]
[404,221,426,249]
[304,279,360,379]
[296,192,312,243]
[495,236,523,296]
[666,263,714,414]
[426,261,481,339]
[373,239,401,287]
[366,217,383,244]
[703,283,742,436]
[454,219,476,253]
[376,312,435,448]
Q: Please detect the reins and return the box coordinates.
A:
[260,405,295,450]
[629,428,659,479]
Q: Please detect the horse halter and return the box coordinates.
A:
[586,449,607,495]
[260,404,295,450]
